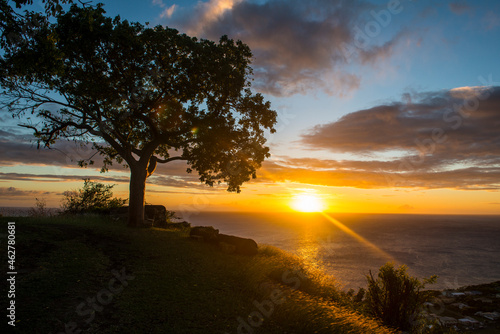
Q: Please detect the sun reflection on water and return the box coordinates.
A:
[294,213,332,270]
[294,212,396,273]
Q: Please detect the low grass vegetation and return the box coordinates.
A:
[1,215,395,333]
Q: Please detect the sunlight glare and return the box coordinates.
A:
[320,212,395,261]
[291,194,324,212]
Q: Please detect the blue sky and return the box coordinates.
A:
[1,0,500,213]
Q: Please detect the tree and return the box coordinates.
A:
[1,0,77,51]
[61,179,126,214]
[1,4,277,227]
[365,262,437,331]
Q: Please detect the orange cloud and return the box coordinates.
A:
[185,0,243,36]
[258,159,500,190]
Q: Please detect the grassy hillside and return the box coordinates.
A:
[0,216,394,333]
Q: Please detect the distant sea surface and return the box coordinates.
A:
[0,207,60,217]
[180,211,500,291]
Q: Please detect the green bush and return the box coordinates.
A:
[365,262,437,332]
[61,179,127,214]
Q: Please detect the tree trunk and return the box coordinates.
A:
[128,165,148,228]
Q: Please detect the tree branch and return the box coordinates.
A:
[156,156,187,164]
[16,86,87,114]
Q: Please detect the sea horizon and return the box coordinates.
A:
[3,206,500,217]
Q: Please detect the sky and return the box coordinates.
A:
[1,0,500,214]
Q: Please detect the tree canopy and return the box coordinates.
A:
[1,3,277,226]
[1,0,75,50]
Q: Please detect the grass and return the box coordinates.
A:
[0,215,395,333]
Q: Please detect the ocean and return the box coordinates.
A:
[179,211,500,291]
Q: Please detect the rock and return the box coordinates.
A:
[217,233,258,256]
[219,242,237,254]
[189,226,258,256]
[145,205,167,227]
[189,226,219,242]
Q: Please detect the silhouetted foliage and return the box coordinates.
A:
[365,262,437,331]
[1,4,277,227]
[1,0,77,51]
[343,287,366,309]
[61,179,126,214]
[28,197,50,217]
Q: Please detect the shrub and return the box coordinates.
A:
[365,262,437,331]
[28,197,51,217]
[61,179,127,214]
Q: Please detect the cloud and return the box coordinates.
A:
[448,2,471,15]
[0,129,211,189]
[0,172,129,184]
[0,130,102,167]
[266,86,500,190]
[398,204,415,212]
[153,0,177,18]
[0,168,213,193]
[0,131,191,178]
[160,4,177,19]
[301,86,500,156]
[0,186,52,197]
[166,0,410,96]
[183,0,243,34]
[258,159,500,190]
[148,173,210,189]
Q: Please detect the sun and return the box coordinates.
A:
[291,194,325,212]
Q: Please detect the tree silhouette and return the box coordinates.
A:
[1,4,277,226]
